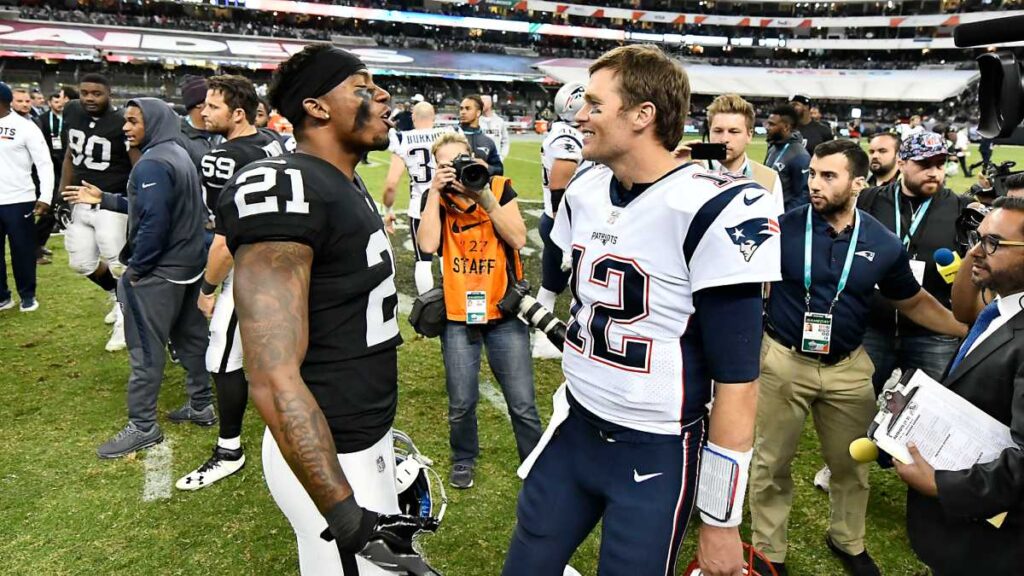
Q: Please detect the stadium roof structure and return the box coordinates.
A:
[0,19,547,82]
[535,58,980,103]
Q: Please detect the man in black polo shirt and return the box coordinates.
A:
[858,131,971,394]
[749,140,967,576]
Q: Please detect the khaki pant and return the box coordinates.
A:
[749,335,877,562]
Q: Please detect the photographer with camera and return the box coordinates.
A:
[416,132,542,491]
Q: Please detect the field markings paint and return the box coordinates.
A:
[142,439,173,502]
[481,380,511,422]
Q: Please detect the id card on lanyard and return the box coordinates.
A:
[49,113,63,151]
[802,206,861,355]
[895,190,931,283]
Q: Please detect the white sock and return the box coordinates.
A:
[414,261,434,295]
[537,288,558,312]
[218,436,241,451]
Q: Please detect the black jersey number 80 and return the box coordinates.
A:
[565,246,653,372]
[67,129,112,171]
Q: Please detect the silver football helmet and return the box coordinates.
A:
[554,82,587,124]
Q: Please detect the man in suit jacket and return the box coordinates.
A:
[895,196,1024,575]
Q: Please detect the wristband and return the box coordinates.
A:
[697,441,752,528]
[200,280,218,296]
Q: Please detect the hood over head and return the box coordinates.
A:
[128,97,180,151]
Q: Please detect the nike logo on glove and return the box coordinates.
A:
[633,469,663,483]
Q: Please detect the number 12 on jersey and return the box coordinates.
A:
[565,245,653,373]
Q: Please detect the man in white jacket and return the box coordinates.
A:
[0,82,54,312]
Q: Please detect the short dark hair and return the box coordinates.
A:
[770,104,799,128]
[61,86,79,100]
[258,96,271,113]
[870,131,901,148]
[48,92,61,101]
[993,195,1024,212]
[463,95,484,112]
[814,138,869,179]
[269,43,334,134]
[207,74,259,124]
[1003,173,1024,193]
[79,73,110,89]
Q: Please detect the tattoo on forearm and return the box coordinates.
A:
[235,241,351,510]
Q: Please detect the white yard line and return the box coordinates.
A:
[527,228,544,249]
[480,380,511,422]
[142,439,173,502]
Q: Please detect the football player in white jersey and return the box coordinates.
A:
[479,95,510,160]
[532,82,586,359]
[503,45,781,576]
[381,101,453,295]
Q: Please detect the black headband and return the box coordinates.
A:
[276,47,367,125]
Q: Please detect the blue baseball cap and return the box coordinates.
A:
[0,82,12,105]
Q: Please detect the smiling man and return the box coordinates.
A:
[503,45,782,576]
[64,97,211,459]
[216,44,437,575]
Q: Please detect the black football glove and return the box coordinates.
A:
[320,497,379,554]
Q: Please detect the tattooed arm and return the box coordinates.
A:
[233,240,354,511]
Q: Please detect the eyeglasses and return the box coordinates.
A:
[969,232,1024,255]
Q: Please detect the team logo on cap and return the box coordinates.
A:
[727,218,780,262]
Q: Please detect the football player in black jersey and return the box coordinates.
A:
[59,74,138,352]
[217,46,437,575]
[176,75,283,492]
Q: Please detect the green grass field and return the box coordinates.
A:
[3,138,1022,575]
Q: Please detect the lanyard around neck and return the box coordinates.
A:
[894,188,931,248]
[804,205,862,313]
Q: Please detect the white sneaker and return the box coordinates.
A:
[105,311,126,352]
[104,295,118,324]
[532,330,563,360]
[176,446,245,491]
[814,465,831,493]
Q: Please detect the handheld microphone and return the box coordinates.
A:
[849,438,880,464]
[934,248,961,284]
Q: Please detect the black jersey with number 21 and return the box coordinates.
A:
[217,153,402,451]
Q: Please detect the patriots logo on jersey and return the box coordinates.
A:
[726,218,780,262]
[560,140,578,154]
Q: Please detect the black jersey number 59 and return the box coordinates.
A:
[565,246,652,372]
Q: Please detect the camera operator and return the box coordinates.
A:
[416,132,542,491]
[952,173,1024,324]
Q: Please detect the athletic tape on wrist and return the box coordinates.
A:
[697,441,752,528]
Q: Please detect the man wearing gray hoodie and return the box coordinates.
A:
[66,97,213,458]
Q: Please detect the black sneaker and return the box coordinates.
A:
[167,403,217,426]
[450,464,474,489]
[826,534,881,576]
[175,445,245,491]
[752,554,788,576]
[97,422,164,459]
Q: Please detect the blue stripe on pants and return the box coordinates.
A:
[0,201,38,302]
[503,411,706,576]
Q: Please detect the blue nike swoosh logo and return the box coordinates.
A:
[743,193,764,206]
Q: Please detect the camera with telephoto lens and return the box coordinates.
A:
[448,154,490,192]
[498,280,566,351]
[954,16,1024,138]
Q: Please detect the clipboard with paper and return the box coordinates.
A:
[868,368,1016,527]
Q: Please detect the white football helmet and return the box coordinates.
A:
[554,82,587,124]
[393,429,447,524]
